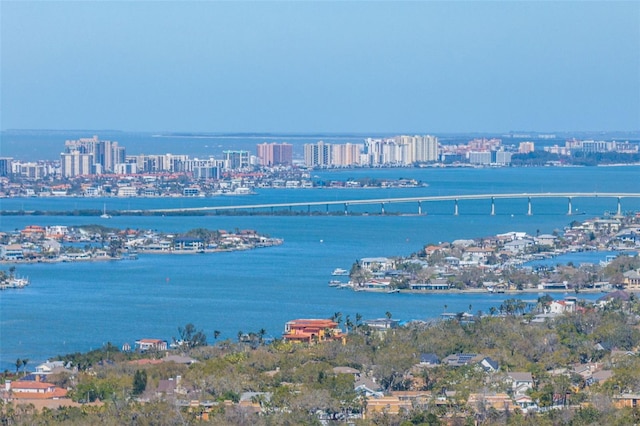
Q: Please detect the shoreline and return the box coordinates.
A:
[351,287,624,295]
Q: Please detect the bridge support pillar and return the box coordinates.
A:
[567,197,573,215]
[344,203,348,216]
[418,201,422,215]
[527,197,532,216]
[308,205,311,215]
[381,203,385,215]
[454,199,459,216]
[326,204,329,214]
[491,197,495,216]
[617,197,622,216]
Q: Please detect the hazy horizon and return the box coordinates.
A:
[2,2,639,133]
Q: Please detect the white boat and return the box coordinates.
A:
[0,277,29,290]
[332,268,349,276]
[328,280,342,287]
[100,203,112,219]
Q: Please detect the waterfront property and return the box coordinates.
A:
[282,319,345,343]
[134,338,168,352]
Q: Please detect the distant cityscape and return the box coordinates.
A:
[0,134,638,198]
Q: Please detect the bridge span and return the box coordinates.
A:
[126,192,640,216]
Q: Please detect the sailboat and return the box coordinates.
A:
[100,203,112,219]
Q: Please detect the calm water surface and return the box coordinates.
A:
[1,166,638,370]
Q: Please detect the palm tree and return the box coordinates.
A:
[444,304,448,314]
[21,359,28,376]
[344,315,353,333]
[213,330,221,340]
[15,358,21,374]
[385,311,392,320]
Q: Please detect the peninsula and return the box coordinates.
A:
[0,225,283,265]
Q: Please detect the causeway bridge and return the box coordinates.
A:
[127,192,640,216]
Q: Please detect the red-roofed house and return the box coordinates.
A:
[283,319,344,343]
[8,380,68,399]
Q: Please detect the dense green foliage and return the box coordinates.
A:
[3,299,640,425]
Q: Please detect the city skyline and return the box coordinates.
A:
[1,2,639,133]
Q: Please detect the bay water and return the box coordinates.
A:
[1,166,639,371]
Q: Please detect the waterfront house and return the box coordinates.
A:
[410,280,449,291]
[363,279,391,290]
[35,361,66,375]
[173,237,205,252]
[363,318,400,330]
[20,225,46,240]
[1,244,24,261]
[135,338,168,352]
[503,239,534,254]
[282,319,344,343]
[535,234,558,247]
[359,257,393,272]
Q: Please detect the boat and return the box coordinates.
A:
[332,268,349,276]
[328,280,342,287]
[100,203,112,219]
[0,277,29,290]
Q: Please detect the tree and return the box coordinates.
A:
[132,369,147,396]
[213,330,221,340]
[176,323,207,350]
[15,358,21,374]
[21,359,28,376]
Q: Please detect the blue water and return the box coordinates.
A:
[0,165,638,371]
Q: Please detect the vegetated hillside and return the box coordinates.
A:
[3,297,640,425]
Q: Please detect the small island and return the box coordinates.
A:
[0,224,283,265]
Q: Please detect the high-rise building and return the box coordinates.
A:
[518,142,535,154]
[63,136,126,174]
[61,151,94,177]
[0,158,12,176]
[257,143,293,166]
[223,151,250,170]
[304,142,332,167]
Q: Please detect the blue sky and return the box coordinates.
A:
[1,1,639,133]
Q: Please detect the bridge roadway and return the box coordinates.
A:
[126,192,640,216]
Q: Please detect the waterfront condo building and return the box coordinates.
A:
[256,142,293,166]
[223,150,250,170]
[304,141,332,167]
